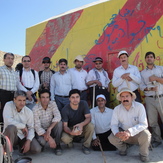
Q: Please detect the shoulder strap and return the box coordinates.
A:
[31,69,35,80]
[39,71,43,78]
[50,70,55,74]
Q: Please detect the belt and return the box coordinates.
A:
[80,89,87,93]
[55,95,69,98]
[0,89,15,94]
[148,94,163,98]
[95,86,106,90]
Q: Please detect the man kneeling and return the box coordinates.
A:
[3,91,40,154]
[61,89,94,154]
[108,88,151,162]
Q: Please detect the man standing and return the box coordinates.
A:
[112,50,141,102]
[17,55,40,109]
[33,89,62,155]
[69,55,88,101]
[50,58,72,111]
[61,89,94,154]
[109,88,151,162]
[0,53,17,123]
[140,51,163,148]
[90,94,116,151]
[86,57,110,107]
[39,57,55,90]
[3,91,40,154]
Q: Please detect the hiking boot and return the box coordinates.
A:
[152,141,162,148]
[140,154,149,162]
[54,145,62,156]
[67,142,73,148]
[82,145,90,155]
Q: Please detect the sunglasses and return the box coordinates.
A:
[43,61,51,64]
[23,60,30,62]
[95,62,102,65]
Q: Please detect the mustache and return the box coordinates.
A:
[123,100,129,102]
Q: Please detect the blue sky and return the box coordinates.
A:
[0,0,98,56]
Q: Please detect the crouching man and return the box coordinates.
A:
[61,89,94,154]
[3,91,40,154]
[108,88,151,162]
[33,89,62,155]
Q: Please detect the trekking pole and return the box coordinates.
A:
[98,140,107,163]
[92,84,96,108]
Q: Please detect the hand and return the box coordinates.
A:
[92,138,100,146]
[94,80,102,86]
[121,73,130,80]
[26,91,33,101]
[126,76,132,81]
[115,131,130,141]
[48,136,56,148]
[71,124,83,136]
[21,127,28,137]
[149,75,157,82]
[22,139,31,153]
[43,129,51,141]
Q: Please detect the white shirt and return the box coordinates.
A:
[112,65,141,92]
[111,101,148,137]
[140,65,163,96]
[86,68,110,88]
[91,106,113,139]
[68,68,88,91]
[17,68,40,94]
[50,71,72,100]
[3,101,34,141]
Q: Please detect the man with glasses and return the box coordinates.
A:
[39,57,55,90]
[86,57,110,107]
[90,94,116,151]
[0,52,17,124]
[17,55,40,109]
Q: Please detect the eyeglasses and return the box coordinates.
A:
[95,62,102,65]
[23,60,30,62]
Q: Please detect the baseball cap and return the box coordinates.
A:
[117,50,129,58]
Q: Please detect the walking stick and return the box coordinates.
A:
[98,141,107,163]
[92,84,96,108]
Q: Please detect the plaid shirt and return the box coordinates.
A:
[33,101,61,135]
[0,65,17,91]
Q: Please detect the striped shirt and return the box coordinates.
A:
[0,65,17,91]
[33,101,61,135]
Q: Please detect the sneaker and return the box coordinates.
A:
[152,141,162,148]
[82,145,90,155]
[67,142,73,148]
[119,150,127,156]
[140,154,149,162]
[54,145,62,156]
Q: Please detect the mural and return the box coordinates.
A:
[26,0,163,108]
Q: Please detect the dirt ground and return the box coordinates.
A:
[12,140,163,163]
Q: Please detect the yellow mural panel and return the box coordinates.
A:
[26,21,48,55]
[51,0,128,69]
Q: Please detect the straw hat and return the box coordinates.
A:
[116,88,136,101]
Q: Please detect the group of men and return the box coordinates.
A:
[0,50,162,162]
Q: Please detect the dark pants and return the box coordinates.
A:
[92,130,116,151]
[0,89,15,123]
[80,90,88,101]
[89,87,110,107]
[133,89,142,103]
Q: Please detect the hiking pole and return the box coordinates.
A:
[98,141,107,163]
[92,84,96,108]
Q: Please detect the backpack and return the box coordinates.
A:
[38,70,55,83]
[19,68,35,81]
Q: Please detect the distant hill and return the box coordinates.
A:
[0,50,22,69]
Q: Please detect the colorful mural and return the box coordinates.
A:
[26,0,163,108]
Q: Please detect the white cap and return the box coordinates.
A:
[96,94,106,100]
[117,50,129,58]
